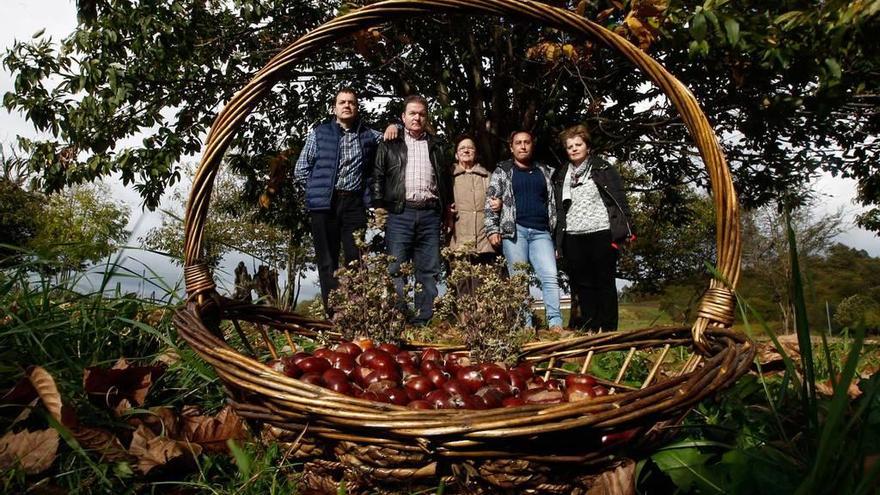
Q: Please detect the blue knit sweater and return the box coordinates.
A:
[512,165,550,231]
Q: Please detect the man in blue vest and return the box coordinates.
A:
[295,88,382,316]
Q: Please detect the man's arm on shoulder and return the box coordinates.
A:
[372,140,389,207]
[293,128,318,185]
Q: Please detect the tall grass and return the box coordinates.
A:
[0,251,301,492]
[4,234,880,494]
[638,212,880,494]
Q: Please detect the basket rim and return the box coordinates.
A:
[181,0,741,345]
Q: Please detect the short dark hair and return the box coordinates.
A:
[335,87,358,103]
[558,124,591,146]
[402,94,429,110]
[508,129,534,144]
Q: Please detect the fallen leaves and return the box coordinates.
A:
[71,424,131,462]
[0,428,59,474]
[1,361,250,478]
[585,459,636,495]
[752,335,866,402]
[83,358,164,415]
[125,406,248,473]
[754,334,802,372]
[29,366,63,422]
[0,367,64,475]
[816,375,863,400]
[181,406,249,454]
[129,424,202,474]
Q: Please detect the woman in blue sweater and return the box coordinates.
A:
[484,130,563,331]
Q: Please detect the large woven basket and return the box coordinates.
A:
[173,0,755,493]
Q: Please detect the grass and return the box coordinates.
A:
[3,239,880,494]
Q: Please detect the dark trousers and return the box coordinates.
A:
[310,192,367,316]
[563,229,619,331]
[386,206,441,325]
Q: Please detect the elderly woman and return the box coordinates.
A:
[553,124,633,331]
[448,135,495,262]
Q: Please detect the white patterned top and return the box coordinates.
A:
[564,160,610,234]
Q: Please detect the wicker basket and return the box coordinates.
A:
[173,0,755,492]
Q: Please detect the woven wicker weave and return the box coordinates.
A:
[173,0,755,492]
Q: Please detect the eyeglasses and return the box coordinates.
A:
[457,146,476,151]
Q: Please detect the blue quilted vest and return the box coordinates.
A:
[305,119,378,211]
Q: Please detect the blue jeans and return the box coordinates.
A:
[502,224,563,327]
[386,207,441,325]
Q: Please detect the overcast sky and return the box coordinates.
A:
[1,1,876,298]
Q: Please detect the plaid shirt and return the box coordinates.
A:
[404,132,437,201]
[294,123,382,191]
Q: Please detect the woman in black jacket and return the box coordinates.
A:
[553,124,633,331]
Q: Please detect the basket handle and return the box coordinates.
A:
[181,0,741,351]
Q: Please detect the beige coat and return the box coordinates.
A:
[449,163,495,254]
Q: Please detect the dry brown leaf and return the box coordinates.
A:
[72,425,131,462]
[816,376,862,400]
[128,406,181,439]
[154,348,180,367]
[859,361,880,380]
[754,336,802,372]
[28,366,62,422]
[83,359,164,413]
[128,424,202,474]
[526,41,560,63]
[0,428,59,474]
[586,459,636,495]
[632,0,667,18]
[622,13,655,50]
[182,406,249,453]
[596,7,616,23]
[1,376,37,405]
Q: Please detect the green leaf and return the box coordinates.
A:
[227,439,251,479]
[691,11,708,41]
[824,58,842,80]
[773,11,803,27]
[651,446,725,493]
[32,28,45,39]
[724,17,740,46]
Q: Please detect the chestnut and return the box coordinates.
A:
[420,348,443,363]
[455,366,485,394]
[564,382,596,402]
[297,356,331,374]
[377,343,401,355]
[564,373,598,388]
[404,375,435,399]
[334,341,363,358]
[299,372,324,387]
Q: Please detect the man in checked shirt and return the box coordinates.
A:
[294,87,384,317]
[373,95,453,325]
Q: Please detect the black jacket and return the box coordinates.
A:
[372,134,452,214]
[553,156,634,255]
